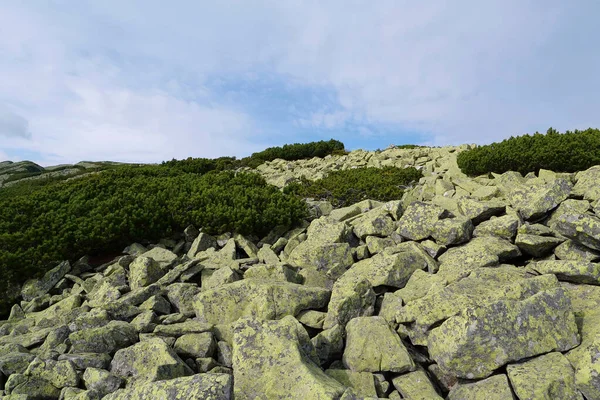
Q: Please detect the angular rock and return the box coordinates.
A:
[447,374,515,400]
[186,233,217,258]
[516,233,564,257]
[553,212,600,251]
[573,165,600,201]
[193,280,330,325]
[397,201,447,241]
[130,311,157,333]
[507,352,581,400]
[110,337,193,386]
[365,236,396,255]
[311,325,345,367]
[102,373,232,400]
[233,316,345,399]
[140,247,177,267]
[83,368,123,396]
[351,208,396,239]
[0,352,36,376]
[58,353,112,370]
[165,283,200,317]
[529,260,600,284]
[428,288,580,379]
[343,316,414,373]
[391,370,443,400]
[287,241,354,281]
[69,321,138,354]
[25,357,79,389]
[139,295,171,315]
[457,197,505,224]
[21,260,71,301]
[128,257,163,290]
[323,279,375,329]
[431,217,473,246]
[257,245,280,265]
[244,263,302,283]
[296,310,326,329]
[153,319,212,336]
[173,332,216,359]
[472,214,520,240]
[508,178,572,220]
[326,369,377,398]
[4,373,61,398]
[555,240,600,262]
[397,269,447,304]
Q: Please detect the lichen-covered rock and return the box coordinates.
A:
[58,353,112,370]
[351,208,396,239]
[553,212,600,251]
[296,310,326,329]
[325,369,377,398]
[233,316,345,399]
[529,260,600,284]
[322,279,375,329]
[244,263,302,283]
[554,240,600,262]
[431,217,473,246]
[69,321,138,354]
[508,178,572,221]
[472,214,520,240]
[165,283,200,317]
[21,260,71,301]
[343,316,414,373]
[457,197,505,224]
[428,288,580,379]
[515,233,564,257]
[193,280,330,325]
[129,311,157,333]
[174,332,216,359]
[24,357,79,389]
[139,295,171,315]
[287,242,354,281]
[437,236,520,282]
[4,373,61,398]
[202,266,241,290]
[391,370,443,400]
[140,247,177,267]
[397,269,447,304]
[153,319,212,336]
[187,233,217,258]
[573,165,600,201]
[128,257,163,290]
[506,352,581,400]
[83,368,123,396]
[311,325,345,366]
[447,374,515,400]
[102,373,233,400]
[110,337,193,386]
[397,201,447,240]
[257,245,280,265]
[0,352,36,376]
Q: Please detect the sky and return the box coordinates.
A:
[1,1,599,166]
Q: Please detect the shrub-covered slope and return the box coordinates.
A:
[457,127,600,176]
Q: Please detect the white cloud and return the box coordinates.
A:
[0,107,31,139]
[0,0,599,163]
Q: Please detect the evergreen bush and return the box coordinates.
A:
[457,128,600,176]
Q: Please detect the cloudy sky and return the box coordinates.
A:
[1,1,599,165]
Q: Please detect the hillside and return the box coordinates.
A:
[1,134,600,398]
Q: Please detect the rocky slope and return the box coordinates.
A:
[2,147,600,399]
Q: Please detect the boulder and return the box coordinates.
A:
[173,332,216,359]
[128,257,163,290]
[194,280,330,325]
[83,368,124,396]
[508,178,572,220]
[428,288,580,379]
[24,357,79,389]
[343,316,414,373]
[397,201,447,240]
[4,373,61,398]
[69,321,138,354]
[472,214,520,240]
[102,373,232,400]
[110,337,193,386]
[287,242,354,281]
[553,212,600,251]
[233,316,345,399]
[529,260,600,284]
[391,370,443,400]
[507,352,581,400]
[21,260,71,301]
[322,279,375,329]
[447,374,515,400]
[431,217,473,246]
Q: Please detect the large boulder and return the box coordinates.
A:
[343,316,414,373]
[397,201,447,240]
[102,373,232,400]
[69,321,138,354]
[232,316,346,399]
[21,260,71,301]
[428,288,580,379]
[287,242,354,281]
[128,257,163,290]
[193,280,330,325]
[447,374,514,400]
[110,337,193,386]
[508,178,572,221]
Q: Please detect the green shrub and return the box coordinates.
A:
[240,139,345,168]
[394,144,426,149]
[284,166,422,207]
[0,166,307,316]
[457,128,600,176]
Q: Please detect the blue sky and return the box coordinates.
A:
[1,1,599,165]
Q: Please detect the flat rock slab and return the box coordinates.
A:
[102,373,232,400]
[428,287,580,379]
[507,352,581,400]
[193,279,330,325]
[233,316,345,399]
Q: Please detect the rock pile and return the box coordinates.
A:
[2,148,600,399]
